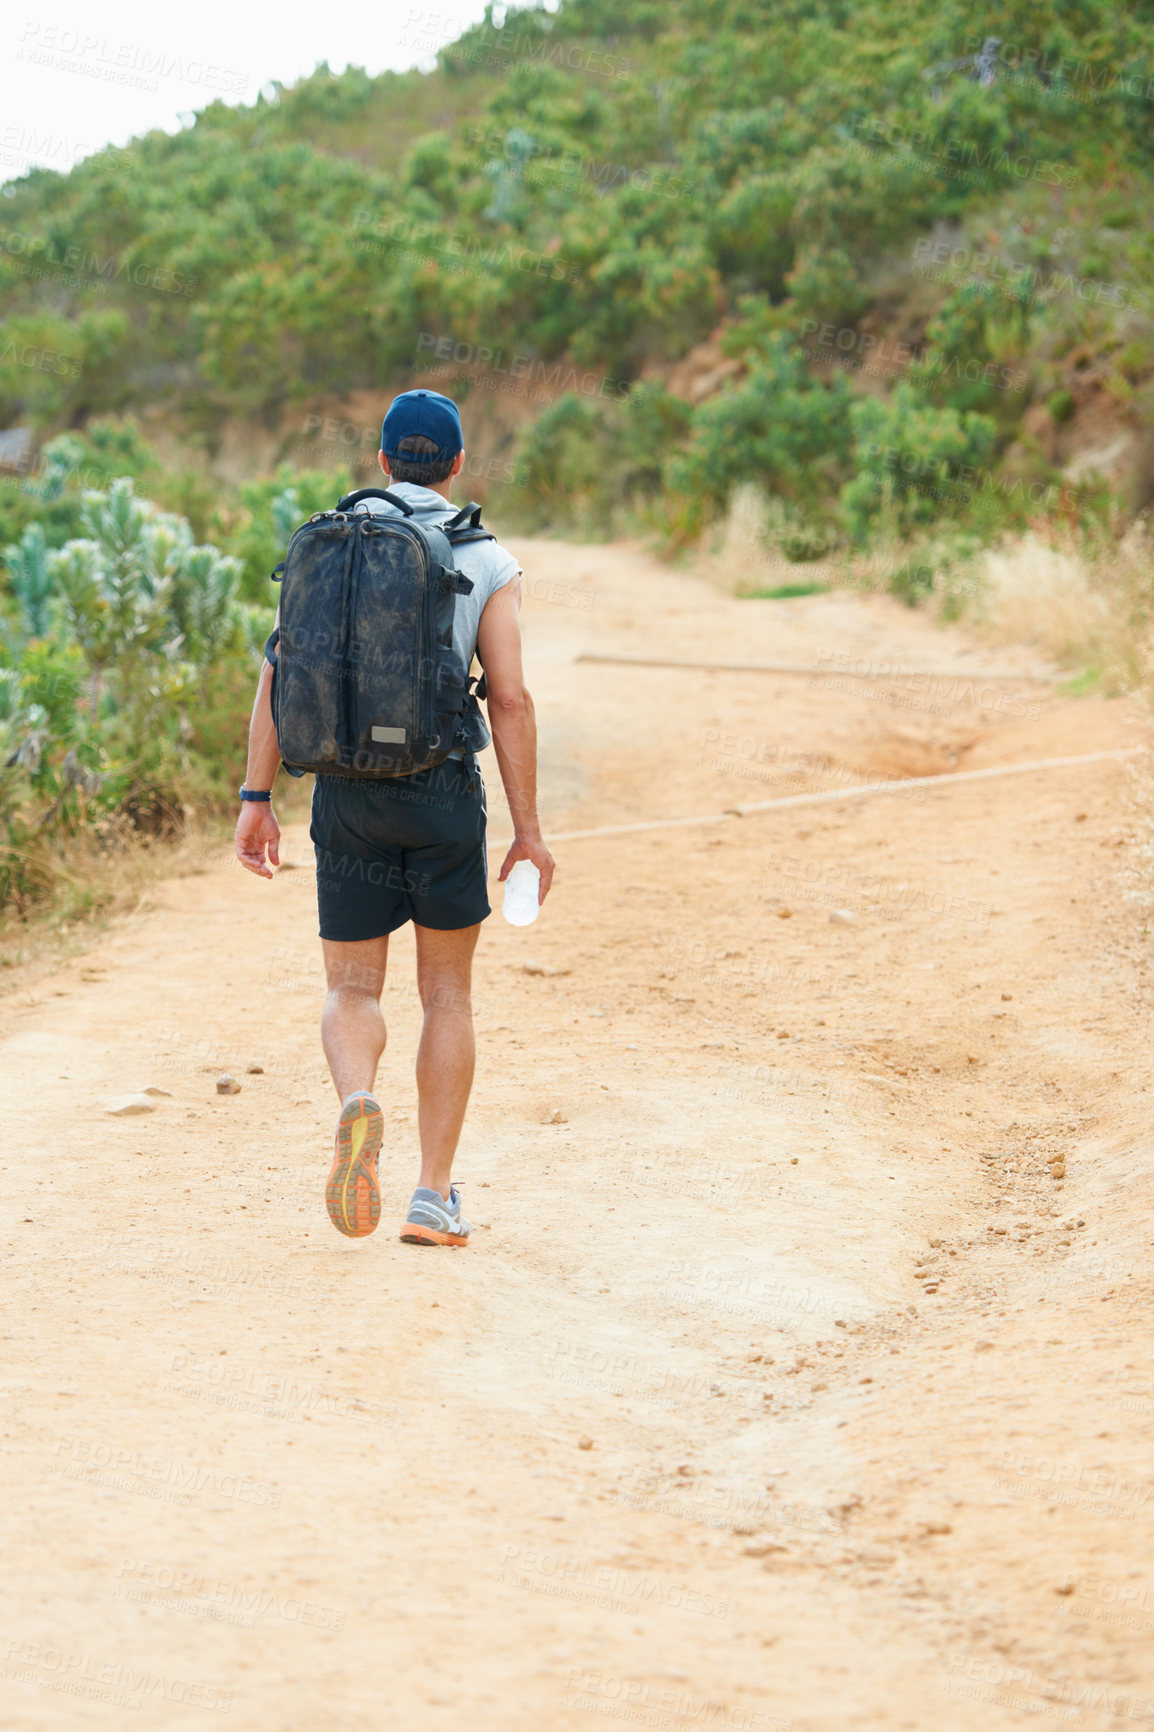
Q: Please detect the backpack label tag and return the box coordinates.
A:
[371,725,407,744]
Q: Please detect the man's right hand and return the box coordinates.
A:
[235,803,281,879]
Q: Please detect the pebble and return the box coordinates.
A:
[577,1436,594,1450]
[830,908,857,924]
[106,1095,157,1116]
[545,1107,568,1124]
[246,1063,264,1075]
[216,1075,242,1096]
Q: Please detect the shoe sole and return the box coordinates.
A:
[399,1224,469,1248]
[326,1095,383,1238]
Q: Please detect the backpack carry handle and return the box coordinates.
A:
[442,500,495,548]
[336,487,415,516]
[444,500,483,532]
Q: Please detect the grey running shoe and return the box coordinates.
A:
[400,1185,472,1247]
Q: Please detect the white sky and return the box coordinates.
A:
[0,0,501,180]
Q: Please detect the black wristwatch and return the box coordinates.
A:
[239,787,272,802]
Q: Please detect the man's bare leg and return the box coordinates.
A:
[319,936,390,1237]
[321,936,390,1100]
[413,923,480,1200]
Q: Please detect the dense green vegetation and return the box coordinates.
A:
[3,0,1154,913]
[4,1,1154,455]
[0,424,344,916]
[2,1,1150,526]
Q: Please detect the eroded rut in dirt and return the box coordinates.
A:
[1,537,1152,1732]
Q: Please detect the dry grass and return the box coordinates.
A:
[700,486,843,593]
[0,778,314,988]
[0,823,221,989]
[977,519,1154,694]
[704,484,1154,701]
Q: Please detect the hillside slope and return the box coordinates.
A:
[2,0,1154,538]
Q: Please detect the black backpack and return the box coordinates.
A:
[265,488,494,779]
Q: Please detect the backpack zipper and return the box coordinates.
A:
[418,544,439,753]
[340,522,364,767]
[353,516,435,771]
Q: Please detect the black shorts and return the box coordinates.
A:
[310,759,490,941]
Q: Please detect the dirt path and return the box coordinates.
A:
[3,538,1153,1732]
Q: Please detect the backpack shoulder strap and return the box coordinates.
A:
[442,500,496,547]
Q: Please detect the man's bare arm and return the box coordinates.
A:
[234,651,282,879]
[476,575,554,902]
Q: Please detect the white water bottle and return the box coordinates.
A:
[503,859,541,926]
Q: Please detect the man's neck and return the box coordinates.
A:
[386,476,453,503]
[378,451,456,502]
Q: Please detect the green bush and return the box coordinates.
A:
[507,381,692,534]
[0,418,159,554]
[223,466,352,601]
[840,383,997,544]
[0,478,253,912]
[666,333,852,518]
[887,558,936,608]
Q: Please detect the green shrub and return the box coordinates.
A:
[223,467,351,601]
[887,559,936,607]
[666,333,853,517]
[840,383,997,544]
[0,478,251,912]
[507,381,692,535]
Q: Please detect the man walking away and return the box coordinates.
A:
[235,390,554,1245]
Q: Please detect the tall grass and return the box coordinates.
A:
[978,520,1154,693]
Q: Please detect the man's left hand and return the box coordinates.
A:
[235,803,281,878]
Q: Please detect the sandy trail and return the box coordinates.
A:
[2,537,1153,1731]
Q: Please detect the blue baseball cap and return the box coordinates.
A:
[381,389,463,462]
